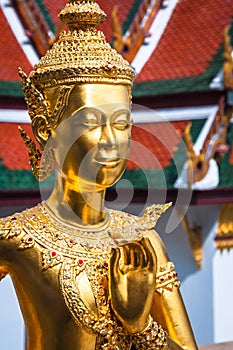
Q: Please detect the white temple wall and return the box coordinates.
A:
[213,248,233,342]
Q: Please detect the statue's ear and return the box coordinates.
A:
[31,115,51,150]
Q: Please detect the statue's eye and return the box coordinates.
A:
[113,111,131,130]
[82,109,101,127]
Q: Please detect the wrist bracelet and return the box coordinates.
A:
[131,316,168,349]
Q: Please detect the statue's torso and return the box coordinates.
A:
[1,203,166,350]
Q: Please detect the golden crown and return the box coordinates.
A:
[20,0,135,94]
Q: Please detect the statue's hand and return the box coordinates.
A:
[109,237,157,333]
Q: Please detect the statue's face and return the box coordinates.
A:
[51,84,132,190]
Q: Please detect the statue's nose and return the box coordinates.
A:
[98,123,117,150]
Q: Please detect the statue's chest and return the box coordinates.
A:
[21,226,113,334]
[59,252,110,332]
[45,250,111,332]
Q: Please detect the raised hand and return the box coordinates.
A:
[109,237,157,333]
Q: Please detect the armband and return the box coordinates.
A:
[156,262,180,294]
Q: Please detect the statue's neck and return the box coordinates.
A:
[46,174,106,228]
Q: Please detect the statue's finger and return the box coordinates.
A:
[126,241,146,268]
[129,242,141,267]
[110,247,121,279]
[140,237,157,272]
[122,243,130,266]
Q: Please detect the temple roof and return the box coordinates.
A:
[134,0,233,96]
[26,0,233,97]
[1,0,233,97]
[0,0,233,199]
[0,120,189,189]
[0,114,225,191]
[0,7,32,96]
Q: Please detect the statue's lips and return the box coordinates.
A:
[94,158,121,167]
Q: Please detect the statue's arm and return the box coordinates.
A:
[0,215,18,281]
[0,240,9,282]
[146,230,198,350]
[0,265,8,281]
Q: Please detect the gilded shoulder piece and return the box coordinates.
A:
[156,262,180,294]
[0,214,23,240]
[137,202,172,230]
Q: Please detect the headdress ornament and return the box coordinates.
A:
[20,0,135,96]
[18,0,135,181]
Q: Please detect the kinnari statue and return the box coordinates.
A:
[0,1,198,349]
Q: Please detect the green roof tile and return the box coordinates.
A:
[218,123,233,188]
[35,0,55,33]
[122,0,142,34]
[0,160,55,190]
[0,160,39,189]
[132,24,233,97]
[0,81,23,97]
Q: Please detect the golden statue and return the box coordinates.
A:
[0,1,198,349]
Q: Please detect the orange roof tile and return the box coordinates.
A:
[0,8,32,81]
[0,123,33,170]
[128,121,188,170]
[136,0,233,82]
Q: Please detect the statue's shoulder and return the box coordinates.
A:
[110,202,172,231]
[136,202,172,230]
[0,204,40,240]
[109,203,172,248]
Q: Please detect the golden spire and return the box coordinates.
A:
[20,0,135,94]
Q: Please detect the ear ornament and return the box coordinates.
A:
[18,126,54,182]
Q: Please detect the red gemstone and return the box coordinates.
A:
[28,237,33,242]
[51,252,57,257]
[103,262,108,268]
[168,275,172,279]
[69,239,74,244]
[78,259,84,265]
